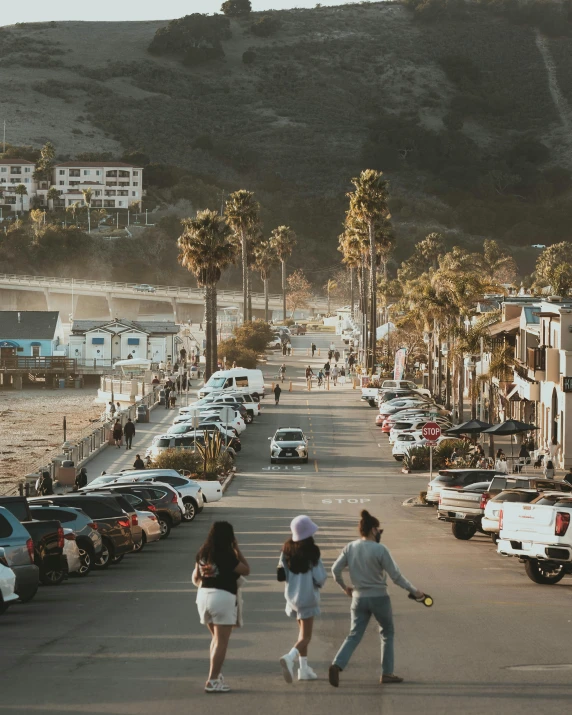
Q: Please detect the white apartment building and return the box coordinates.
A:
[0,159,144,213]
[0,158,36,212]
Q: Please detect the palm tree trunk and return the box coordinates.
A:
[247,269,252,323]
[445,335,452,409]
[211,282,218,377]
[427,328,433,396]
[241,230,248,324]
[281,259,286,322]
[368,223,376,373]
[204,284,213,380]
[471,364,477,419]
[350,266,354,318]
[264,276,269,323]
[458,353,465,424]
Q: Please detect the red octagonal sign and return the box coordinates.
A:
[422,421,441,441]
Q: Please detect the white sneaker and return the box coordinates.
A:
[279,653,296,684]
[205,677,230,693]
[298,665,318,681]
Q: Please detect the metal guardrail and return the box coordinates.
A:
[0,272,328,308]
[0,357,77,371]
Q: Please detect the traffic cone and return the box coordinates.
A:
[307,379,311,391]
[271,382,275,391]
[327,378,330,391]
[289,381,293,392]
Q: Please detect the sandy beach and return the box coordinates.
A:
[0,388,101,493]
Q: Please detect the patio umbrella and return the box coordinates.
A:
[482,420,538,460]
[445,419,493,436]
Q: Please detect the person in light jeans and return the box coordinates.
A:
[328,510,425,687]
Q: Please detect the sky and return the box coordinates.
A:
[5,0,361,25]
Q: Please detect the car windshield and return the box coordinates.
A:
[156,438,172,447]
[169,425,189,434]
[275,431,303,441]
[207,377,227,388]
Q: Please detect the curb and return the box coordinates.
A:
[222,470,236,494]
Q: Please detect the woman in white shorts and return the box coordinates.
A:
[194,521,250,694]
[277,515,327,683]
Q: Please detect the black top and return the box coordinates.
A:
[198,552,240,595]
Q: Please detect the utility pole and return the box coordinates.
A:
[2,120,5,153]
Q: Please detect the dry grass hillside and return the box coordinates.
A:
[2,3,572,273]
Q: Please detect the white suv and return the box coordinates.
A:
[118,469,222,506]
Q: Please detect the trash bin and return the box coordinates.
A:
[62,459,74,468]
[137,405,149,423]
[74,378,82,389]
[159,389,166,405]
[58,378,66,389]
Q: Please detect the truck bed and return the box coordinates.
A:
[438,488,484,522]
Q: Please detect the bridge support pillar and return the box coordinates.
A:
[171,299,181,324]
[107,295,140,320]
[0,289,18,311]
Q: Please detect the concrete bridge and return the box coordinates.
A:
[0,273,328,322]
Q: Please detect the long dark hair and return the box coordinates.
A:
[283,536,320,574]
[197,521,236,565]
[359,509,380,537]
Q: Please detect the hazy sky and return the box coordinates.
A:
[5,1,361,25]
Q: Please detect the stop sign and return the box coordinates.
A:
[422,421,441,441]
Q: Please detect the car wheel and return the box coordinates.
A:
[489,533,499,544]
[159,514,173,538]
[40,565,66,586]
[111,554,124,565]
[524,559,565,585]
[451,522,477,540]
[77,545,93,576]
[18,586,38,604]
[94,540,112,570]
[252,393,260,401]
[182,500,197,523]
[245,414,253,424]
[133,534,145,553]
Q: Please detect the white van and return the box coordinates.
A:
[198,368,265,400]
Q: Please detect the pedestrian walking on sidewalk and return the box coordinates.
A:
[133,454,146,470]
[280,363,287,383]
[38,470,54,496]
[328,510,425,688]
[311,343,316,357]
[339,366,346,385]
[324,361,331,379]
[112,419,123,448]
[193,521,250,694]
[331,364,339,386]
[334,350,340,363]
[164,386,171,409]
[278,515,327,683]
[74,468,88,491]
[124,418,135,450]
[274,383,282,405]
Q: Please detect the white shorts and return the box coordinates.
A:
[197,588,237,626]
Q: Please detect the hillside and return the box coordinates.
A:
[2,3,572,276]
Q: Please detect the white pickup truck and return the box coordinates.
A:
[497,492,572,584]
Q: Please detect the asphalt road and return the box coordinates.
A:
[2,333,572,714]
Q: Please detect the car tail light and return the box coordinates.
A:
[479,493,490,510]
[117,517,130,528]
[0,555,8,567]
[148,515,157,521]
[499,510,503,531]
[87,522,98,530]
[131,514,138,527]
[57,526,64,549]
[555,512,570,537]
[147,504,157,512]
[171,493,178,503]
[26,537,35,563]
[64,532,76,541]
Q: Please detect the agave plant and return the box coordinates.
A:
[195,431,232,480]
[402,445,431,471]
[433,439,470,468]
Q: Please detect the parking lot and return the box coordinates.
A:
[1,335,572,714]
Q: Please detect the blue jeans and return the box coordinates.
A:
[333,594,395,675]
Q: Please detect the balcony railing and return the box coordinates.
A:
[527,346,545,372]
[0,357,76,371]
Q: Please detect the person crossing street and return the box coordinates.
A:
[274,383,282,405]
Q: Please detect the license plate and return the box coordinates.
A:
[455,512,466,519]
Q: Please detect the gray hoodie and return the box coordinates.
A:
[278,554,327,612]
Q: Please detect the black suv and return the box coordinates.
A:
[30,495,134,569]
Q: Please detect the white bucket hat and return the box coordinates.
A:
[290,515,318,542]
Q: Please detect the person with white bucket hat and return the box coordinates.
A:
[277,515,327,683]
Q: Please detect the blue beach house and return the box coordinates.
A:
[0,311,65,359]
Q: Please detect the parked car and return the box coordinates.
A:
[481,489,542,539]
[0,553,19,615]
[0,497,67,586]
[29,504,103,577]
[391,432,425,460]
[426,469,502,505]
[381,380,432,398]
[389,417,452,444]
[290,324,307,335]
[136,509,162,546]
[0,507,39,603]
[212,393,259,421]
[79,492,143,558]
[117,468,218,510]
[29,495,134,569]
[498,492,572,584]
[270,428,309,464]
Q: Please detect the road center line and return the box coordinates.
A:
[314,460,319,472]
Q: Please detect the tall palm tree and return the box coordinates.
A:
[178,210,239,378]
[224,190,261,323]
[46,187,60,211]
[325,278,337,316]
[14,184,28,214]
[66,201,80,225]
[270,226,297,323]
[346,170,392,371]
[82,188,93,233]
[254,239,279,322]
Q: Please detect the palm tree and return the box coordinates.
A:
[66,201,80,225]
[14,184,28,214]
[224,190,261,323]
[254,239,279,322]
[270,225,297,323]
[178,210,239,378]
[325,278,337,316]
[46,187,60,211]
[82,188,93,233]
[346,170,392,371]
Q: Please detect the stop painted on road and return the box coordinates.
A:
[322,498,371,504]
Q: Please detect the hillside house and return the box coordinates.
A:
[0,311,65,358]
